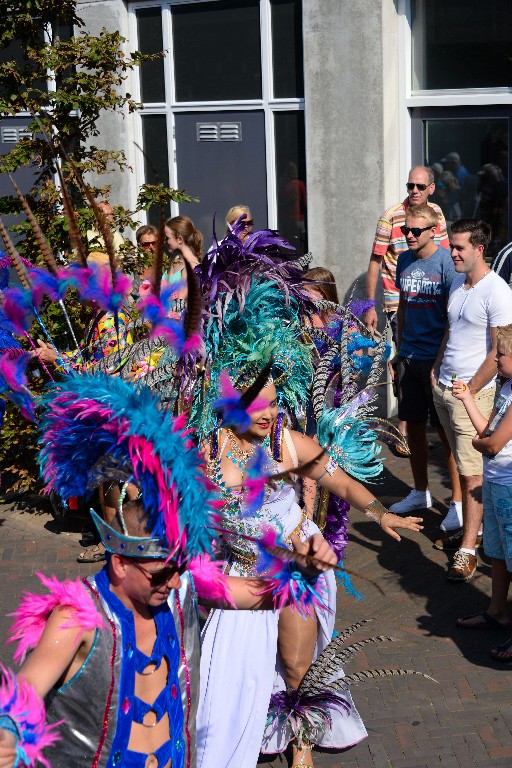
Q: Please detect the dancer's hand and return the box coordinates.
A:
[0,727,17,768]
[380,512,423,542]
[290,532,337,576]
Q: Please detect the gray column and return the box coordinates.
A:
[303,0,386,301]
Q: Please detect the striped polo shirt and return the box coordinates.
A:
[372,198,449,311]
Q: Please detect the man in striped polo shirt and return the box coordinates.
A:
[365,166,450,338]
[364,166,450,446]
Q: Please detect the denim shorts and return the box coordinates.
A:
[483,481,512,571]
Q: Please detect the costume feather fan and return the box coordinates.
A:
[38,373,218,559]
[199,217,313,326]
[0,666,61,768]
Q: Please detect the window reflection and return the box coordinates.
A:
[412,0,512,90]
[425,118,508,256]
[141,115,171,224]
[136,8,166,103]
[275,111,307,253]
[172,0,261,102]
[271,0,303,98]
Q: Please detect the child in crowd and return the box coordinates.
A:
[452,324,512,660]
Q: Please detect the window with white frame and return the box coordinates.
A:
[130,0,306,250]
[405,0,511,255]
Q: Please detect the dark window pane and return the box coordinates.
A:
[412,0,512,89]
[271,0,303,98]
[424,118,508,256]
[137,8,165,103]
[141,115,171,223]
[172,0,261,102]
[275,111,307,253]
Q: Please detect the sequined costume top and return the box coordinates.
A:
[44,568,200,768]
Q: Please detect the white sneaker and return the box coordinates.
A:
[389,489,432,515]
[440,501,463,532]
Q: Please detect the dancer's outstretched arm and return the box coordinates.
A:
[290,430,424,542]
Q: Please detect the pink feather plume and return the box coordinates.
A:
[188,555,235,607]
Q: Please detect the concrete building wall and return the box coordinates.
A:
[303,0,401,306]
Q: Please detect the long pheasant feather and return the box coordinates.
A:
[9,173,59,275]
[328,668,438,691]
[0,218,32,290]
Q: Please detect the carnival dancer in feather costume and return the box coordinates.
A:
[0,199,338,768]
[0,369,338,768]
[192,226,423,768]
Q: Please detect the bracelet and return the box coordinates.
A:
[364,499,389,525]
[316,457,338,481]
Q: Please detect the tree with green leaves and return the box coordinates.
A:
[0,0,193,492]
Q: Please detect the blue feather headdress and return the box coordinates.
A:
[38,373,219,559]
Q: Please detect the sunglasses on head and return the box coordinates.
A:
[400,225,432,237]
[140,240,158,249]
[406,182,429,191]
[242,219,254,228]
[129,559,182,587]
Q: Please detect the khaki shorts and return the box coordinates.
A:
[432,382,496,476]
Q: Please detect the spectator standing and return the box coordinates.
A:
[365,166,449,445]
[432,219,512,581]
[453,325,512,655]
[389,205,462,529]
[364,166,449,338]
[86,201,125,255]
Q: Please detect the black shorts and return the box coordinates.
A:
[396,357,441,427]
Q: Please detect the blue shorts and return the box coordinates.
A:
[483,481,512,571]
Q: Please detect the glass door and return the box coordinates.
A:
[411,106,510,257]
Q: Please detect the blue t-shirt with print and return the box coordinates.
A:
[396,246,455,359]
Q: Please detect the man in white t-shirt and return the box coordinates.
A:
[432,219,512,581]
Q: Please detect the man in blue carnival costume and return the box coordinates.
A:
[0,372,337,768]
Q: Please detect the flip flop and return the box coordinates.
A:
[490,637,512,663]
[77,543,106,563]
[456,611,511,630]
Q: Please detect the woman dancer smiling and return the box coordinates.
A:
[198,378,423,768]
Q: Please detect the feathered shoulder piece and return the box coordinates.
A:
[316,402,384,482]
[7,573,104,665]
[38,373,218,559]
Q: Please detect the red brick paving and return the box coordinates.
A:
[1,433,511,767]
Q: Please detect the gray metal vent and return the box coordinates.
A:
[1,126,30,143]
[196,122,242,142]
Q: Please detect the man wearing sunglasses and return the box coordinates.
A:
[0,494,336,768]
[388,204,461,531]
[365,166,449,338]
[364,166,450,449]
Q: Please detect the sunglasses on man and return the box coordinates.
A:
[406,182,430,191]
[400,225,432,237]
[140,240,158,249]
[129,559,183,587]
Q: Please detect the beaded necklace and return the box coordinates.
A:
[225,428,270,470]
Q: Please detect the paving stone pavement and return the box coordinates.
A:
[1,432,511,767]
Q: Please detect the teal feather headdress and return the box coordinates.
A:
[191,278,314,439]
